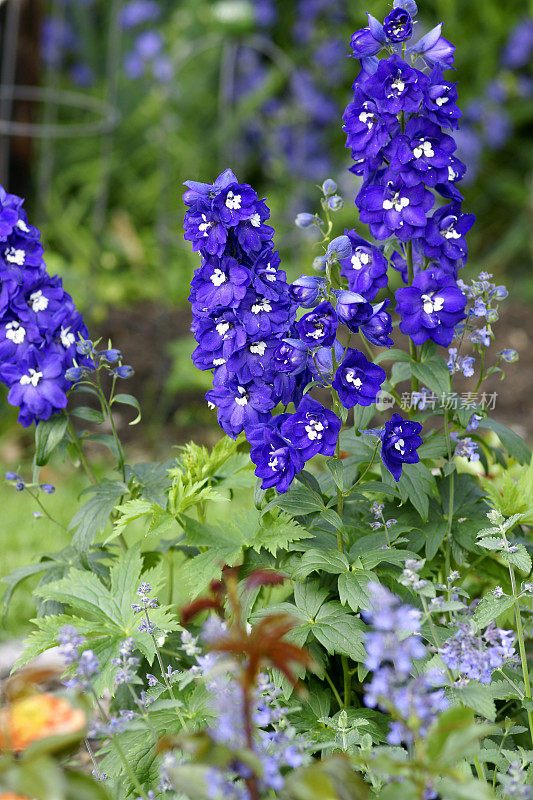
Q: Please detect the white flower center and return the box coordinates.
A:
[60,326,76,347]
[412,139,434,159]
[358,111,375,130]
[198,214,213,235]
[305,418,324,441]
[225,190,242,210]
[20,368,42,387]
[352,249,371,270]
[345,370,362,388]
[16,218,30,232]
[390,73,405,95]
[4,247,25,265]
[435,95,448,107]
[249,213,261,227]
[216,321,231,336]
[383,192,409,212]
[29,290,49,312]
[394,438,406,455]
[5,320,25,343]
[251,298,272,314]
[210,268,226,286]
[448,166,457,181]
[268,455,279,469]
[234,386,248,406]
[250,341,266,356]
[213,357,226,366]
[442,223,461,239]
[421,293,445,314]
[308,323,325,340]
[207,400,216,409]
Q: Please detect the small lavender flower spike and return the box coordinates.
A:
[362,582,448,744]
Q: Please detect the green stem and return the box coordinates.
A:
[503,543,533,744]
[443,411,454,584]
[342,656,351,707]
[25,488,67,531]
[324,669,344,710]
[67,416,97,485]
[406,241,419,396]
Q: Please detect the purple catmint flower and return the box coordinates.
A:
[362,583,447,744]
[451,434,479,462]
[280,396,341,460]
[395,267,467,346]
[332,348,386,408]
[119,0,161,30]
[440,622,515,683]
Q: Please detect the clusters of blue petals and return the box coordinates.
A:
[344,1,471,346]
[0,186,89,426]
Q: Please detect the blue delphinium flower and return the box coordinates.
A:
[395,267,467,346]
[0,186,90,426]
[280,396,341,460]
[338,231,388,301]
[383,7,413,43]
[295,300,338,347]
[332,348,386,408]
[380,413,423,481]
[248,419,305,494]
[362,583,448,745]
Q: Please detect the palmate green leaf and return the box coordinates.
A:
[262,484,325,516]
[69,479,129,551]
[179,509,312,595]
[22,546,178,692]
[291,549,349,580]
[126,460,174,506]
[109,498,176,543]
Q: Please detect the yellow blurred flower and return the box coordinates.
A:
[0,693,86,753]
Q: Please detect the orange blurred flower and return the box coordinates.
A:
[0,793,32,799]
[0,693,86,753]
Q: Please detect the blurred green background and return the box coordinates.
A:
[1,0,533,640]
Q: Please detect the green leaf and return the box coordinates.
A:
[473,593,515,630]
[111,393,142,425]
[425,519,447,560]
[327,458,346,492]
[27,545,178,693]
[292,549,349,580]
[337,570,374,612]
[389,361,411,387]
[449,683,496,721]
[311,602,367,663]
[126,460,174,506]
[70,406,105,423]
[477,418,531,465]
[353,404,376,431]
[69,480,128,551]
[375,348,410,364]
[502,544,532,574]
[35,414,68,466]
[262,485,324,517]
[383,461,437,521]
[294,580,330,619]
[410,355,450,396]
[418,433,448,460]
[477,536,506,551]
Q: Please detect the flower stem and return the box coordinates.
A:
[406,241,419,395]
[67,416,97,485]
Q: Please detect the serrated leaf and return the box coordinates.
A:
[327,458,345,492]
[473,593,515,630]
[291,549,349,580]
[383,461,436,521]
[69,479,128,551]
[312,602,367,663]
[450,682,496,721]
[418,433,448,460]
[502,544,532,574]
[263,485,324,517]
[477,536,506,551]
[338,570,374,612]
